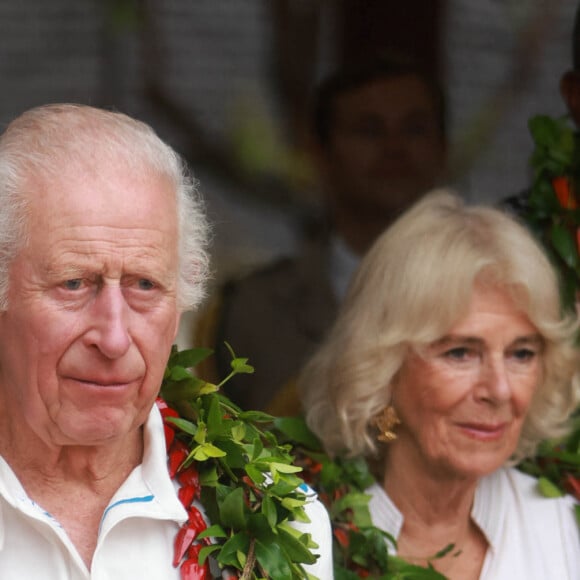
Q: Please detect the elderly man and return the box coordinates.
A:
[0,104,332,578]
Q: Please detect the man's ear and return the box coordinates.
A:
[560,70,580,127]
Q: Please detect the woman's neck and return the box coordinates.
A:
[382,446,488,579]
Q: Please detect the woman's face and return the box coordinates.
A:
[390,283,543,481]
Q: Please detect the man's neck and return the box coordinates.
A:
[0,417,144,569]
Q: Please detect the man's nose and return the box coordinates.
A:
[86,284,131,359]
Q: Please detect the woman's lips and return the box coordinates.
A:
[456,422,507,441]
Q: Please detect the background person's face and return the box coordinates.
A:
[319,75,446,218]
[0,163,181,448]
[389,284,542,481]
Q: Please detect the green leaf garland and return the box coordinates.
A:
[160,345,319,579]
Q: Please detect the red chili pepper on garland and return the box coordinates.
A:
[552,176,577,209]
[157,397,180,451]
[168,440,189,479]
[180,544,210,580]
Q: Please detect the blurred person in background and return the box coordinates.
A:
[198,54,448,414]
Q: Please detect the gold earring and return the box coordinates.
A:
[373,406,401,442]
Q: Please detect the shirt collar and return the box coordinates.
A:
[0,405,187,550]
[127,404,186,521]
[366,472,503,555]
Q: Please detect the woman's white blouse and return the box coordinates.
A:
[367,467,580,579]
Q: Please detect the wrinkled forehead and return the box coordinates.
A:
[21,160,178,238]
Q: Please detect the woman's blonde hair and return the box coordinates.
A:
[298,190,580,463]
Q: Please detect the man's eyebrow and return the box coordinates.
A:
[43,263,89,278]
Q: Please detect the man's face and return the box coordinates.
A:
[318,75,446,218]
[0,164,181,448]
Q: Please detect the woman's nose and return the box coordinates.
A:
[477,356,511,404]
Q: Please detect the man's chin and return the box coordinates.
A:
[50,407,143,448]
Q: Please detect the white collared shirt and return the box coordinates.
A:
[0,406,333,579]
[367,467,580,579]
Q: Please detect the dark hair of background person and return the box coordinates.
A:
[312,53,447,147]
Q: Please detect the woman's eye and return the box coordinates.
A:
[511,348,536,362]
[137,278,155,291]
[62,279,83,291]
[444,347,471,360]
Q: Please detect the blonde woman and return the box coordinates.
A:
[299,191,580,579]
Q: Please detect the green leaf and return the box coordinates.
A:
[170,365,193,381]
[230,356,255,375]
[191,442,227,461]
[222,341,255,375]
[245,463,267,485]
[333,492,373,524]
[198,465,219,487]
[239,410,275,423]
[270,462,303,475]
[433,543,456,559]
[219,487,248,530]
[206,395,224,439]
[217,531,250,568]
[198,381,219,395]
[215,438,246,469]
[550,223,580,269]
[249,436,264,461]
[172,347,214,368]
[231,423,246,442]
[197,524,227,540]
[160,376,207,402]
[261,494,278,529]
[281,496,308,510]
[274,416,323,450]
[255,539,293,578]
[197,543,220,566]
[537,476,564,498]
[276,527,318,565]
[165,417,197,436]
[194,422,207,445]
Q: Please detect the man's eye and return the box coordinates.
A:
[137,279,155,291]
[62,279,83,290]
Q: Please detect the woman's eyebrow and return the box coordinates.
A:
[432,335,483,347]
